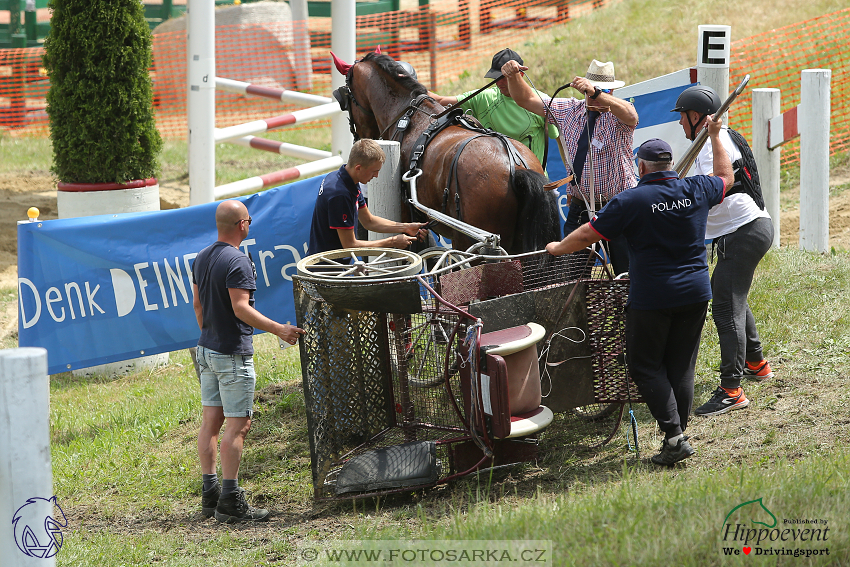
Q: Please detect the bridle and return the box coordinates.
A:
[332,65,376,142]
[332,60,435,143]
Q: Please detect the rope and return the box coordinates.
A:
[462,319,491,455]
[538,326,589,398]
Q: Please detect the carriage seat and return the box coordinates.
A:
[461,322,554,439]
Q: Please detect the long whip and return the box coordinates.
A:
[675,75,750,177]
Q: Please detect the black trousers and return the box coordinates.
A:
[626,301,708,438]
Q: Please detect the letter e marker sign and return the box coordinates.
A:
[698,25,731,68]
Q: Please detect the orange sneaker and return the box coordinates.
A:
[744,359,774,381]
[694,387,749,416]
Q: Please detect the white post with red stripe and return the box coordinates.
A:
[214,103,342,144]
[214,156,343,199]
[752,88,781,248]
[799,69,831,253]
[760,69,831,252]
[188,0,355,204]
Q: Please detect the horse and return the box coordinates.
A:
[331,52,561,256]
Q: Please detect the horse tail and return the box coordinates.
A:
[511,168,561,253]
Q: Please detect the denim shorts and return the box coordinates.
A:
[197,345,256,418]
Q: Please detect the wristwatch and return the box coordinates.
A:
[589,86,602,99]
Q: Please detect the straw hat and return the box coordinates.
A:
[584,59,625,89]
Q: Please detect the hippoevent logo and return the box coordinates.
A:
[12,496,68,559]
[720,498,831,558]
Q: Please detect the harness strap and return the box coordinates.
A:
[445,134,487,222]
[380,93,433,141]
[408,107,465,171]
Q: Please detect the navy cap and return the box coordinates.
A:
[637,138,673,161]
[485,48,523,79]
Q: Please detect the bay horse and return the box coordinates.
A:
[332,52,560,255]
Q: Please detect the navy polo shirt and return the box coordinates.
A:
[192,242,257,355]
[589,170,725,310]
[307,165,366,257]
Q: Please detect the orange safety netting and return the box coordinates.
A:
[1,1,848,171]
[728,7,850,165]
[0,0,614,139]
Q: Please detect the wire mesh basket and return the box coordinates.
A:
[293,249,641,499]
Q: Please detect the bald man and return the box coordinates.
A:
[192,199,304,523]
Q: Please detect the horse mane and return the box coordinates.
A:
[361,52,427,97]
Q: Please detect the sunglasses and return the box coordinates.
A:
[234,216,252,226]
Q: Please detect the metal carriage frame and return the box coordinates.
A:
[293,248,642,500]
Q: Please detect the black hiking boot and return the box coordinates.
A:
[651,436,695,466]
[201,482,220,518]
[214,487,270,523]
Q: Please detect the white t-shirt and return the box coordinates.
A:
[694,128,771,239]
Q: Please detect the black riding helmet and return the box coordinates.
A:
[672,85,721,140]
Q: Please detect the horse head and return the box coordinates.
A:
[331,51,426,141]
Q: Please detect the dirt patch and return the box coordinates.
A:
[0,173,191,291]
[779,168,850,249]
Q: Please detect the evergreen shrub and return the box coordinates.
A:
[43,0,162,184]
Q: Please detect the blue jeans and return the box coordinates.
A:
[197,345,256,418]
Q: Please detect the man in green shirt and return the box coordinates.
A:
[430,48,558,168]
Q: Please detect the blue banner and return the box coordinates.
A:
[18,176,322,375]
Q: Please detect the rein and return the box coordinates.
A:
[430,75,502,121]
[377,93,435,141]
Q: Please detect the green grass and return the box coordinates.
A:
[0,126,330,188]
[38,247,850,566]
[0,135,53,173]
[436,0,849,96]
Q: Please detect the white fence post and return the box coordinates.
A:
[331,0,355,162]
[0,348,54,566]
[697,24,731,100]
[188,0,216,205]
[752,88,781,248]
[799,69,831,253]
[369,141,402,241]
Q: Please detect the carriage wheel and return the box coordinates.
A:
[296,247,423,280]
[570,402,621,421]
[417,246,475,274]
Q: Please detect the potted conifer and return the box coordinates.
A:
[42,0,165,375]
[43,0,162,218]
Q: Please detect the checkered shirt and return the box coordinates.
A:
[544,96,637,203]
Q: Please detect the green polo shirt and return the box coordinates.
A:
[458,87,558,167]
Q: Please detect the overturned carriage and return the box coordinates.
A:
[293,249,641,500]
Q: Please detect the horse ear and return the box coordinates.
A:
[330,51,352,75]
[375,45,381,54]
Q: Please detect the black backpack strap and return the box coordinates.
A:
[725,128,766,210]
